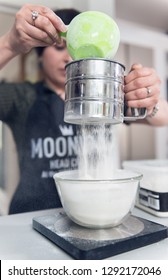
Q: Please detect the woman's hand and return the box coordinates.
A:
[3,3,67,55]
[124,63,161,116]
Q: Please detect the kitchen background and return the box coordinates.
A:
[0,0,168,214]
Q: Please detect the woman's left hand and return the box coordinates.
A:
[124,63,161,116]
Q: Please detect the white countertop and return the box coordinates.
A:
[0,207,168,260]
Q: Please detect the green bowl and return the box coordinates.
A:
[65,11,120,60]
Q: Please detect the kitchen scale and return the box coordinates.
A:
[123,160,168,217]
[33,208,168,260]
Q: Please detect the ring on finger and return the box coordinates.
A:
[31,10,39,26]
[146,87,152,97]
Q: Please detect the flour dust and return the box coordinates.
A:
[77,124,118,179]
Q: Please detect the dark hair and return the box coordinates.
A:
[36,8,80,56]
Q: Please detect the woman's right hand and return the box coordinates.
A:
[5,3,67,55]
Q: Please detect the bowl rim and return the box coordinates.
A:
[53,169,143,183]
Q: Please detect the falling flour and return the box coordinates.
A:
[77,124,118,179]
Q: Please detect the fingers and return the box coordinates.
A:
[15,21,55,51]
[125,87,160,111]
[124,63,161,113]
[129,63,143,71]
[15,3,67,49]
[125,83,160,111]
[124,74,160,96]
[19,4,67,31]
[25,16,62,45]
[125,66,157,89]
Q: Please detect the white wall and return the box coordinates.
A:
[117,19,168,159]
[0,13,20,82]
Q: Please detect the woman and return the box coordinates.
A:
[0,4,166,214]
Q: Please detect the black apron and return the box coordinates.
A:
[9,82,78,214]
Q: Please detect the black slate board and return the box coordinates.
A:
[32,208,168,260]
